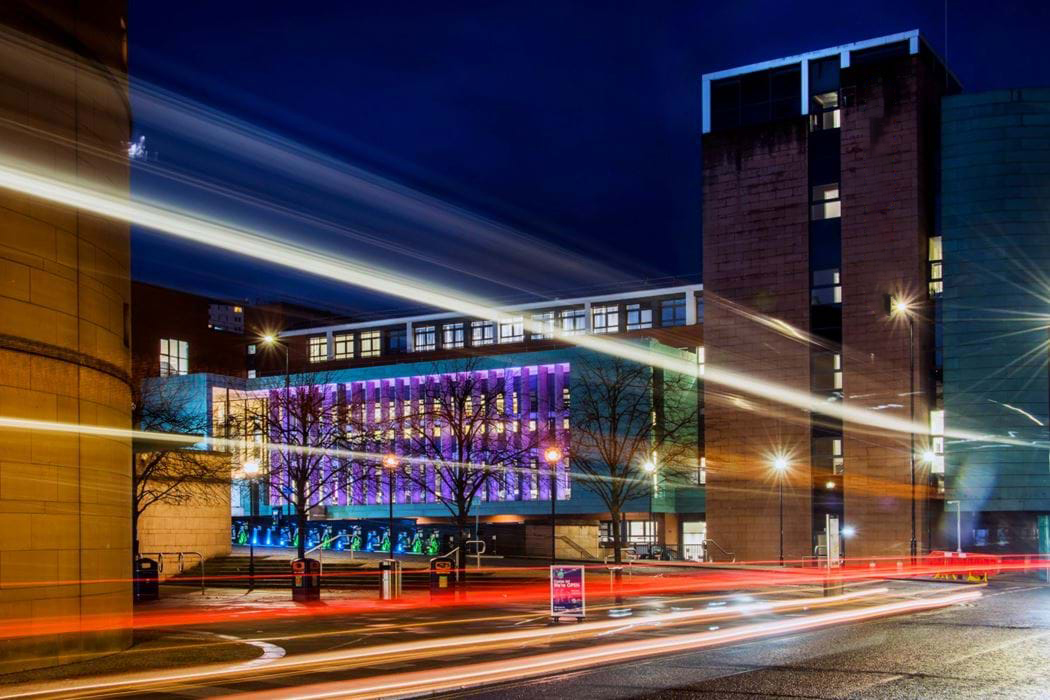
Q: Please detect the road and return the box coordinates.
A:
[454,576,1050,699]
[1,575,1042,698]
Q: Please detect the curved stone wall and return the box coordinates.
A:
[0,1,132,671]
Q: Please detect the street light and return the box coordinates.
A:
[772,456,788,565]
[243,458,261,591]
[642,458,658,551]
[544,445,563,564]
[887,294,918,563]
[383,454,399,558]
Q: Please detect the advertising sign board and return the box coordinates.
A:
[550,565,585,621]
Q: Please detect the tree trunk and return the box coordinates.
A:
[296,486,308,560]
[610,507,623,564]
[455,512,469,588]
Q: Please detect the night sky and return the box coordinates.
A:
[128,1,1050,315]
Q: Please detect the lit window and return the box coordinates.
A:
[471,320,495,346]
[811,268,842,306]
[531,311,555,339]
[929,236,943,297]
[559,309,586,335]
[929,409,945,474]
[832,439,844,475]
[660,298,686,327]
[360,331,381,358]
[811,352,843,392]
[159,338,188,376]
[333,333,354,360]
[308,336,327,363]
[247,369,257,379]
[810,91,840,131]
[811,183,841,220]
[414,325,436,352]
[442,322,465,348]
[499,317,524,343]
[626,303,652,330]
[592,304,619,334]
[247,344,256,355]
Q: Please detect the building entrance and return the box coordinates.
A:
[682,520,706,561]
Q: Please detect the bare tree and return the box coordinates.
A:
[570,355,700,563]
[395,361,538,570]
[132,371,230,558]
[243,374,378,559]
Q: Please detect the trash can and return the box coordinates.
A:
[134,557,159,602]
[379,559,402,600]
[429,556,456,598]
[291,557,321,602]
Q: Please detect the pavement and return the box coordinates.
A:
[0,572,1042,698]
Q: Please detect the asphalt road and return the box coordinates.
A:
[454,576,1050,699]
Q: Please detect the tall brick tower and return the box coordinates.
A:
[701,32,958,562]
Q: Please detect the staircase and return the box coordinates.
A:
[166,555,507,590]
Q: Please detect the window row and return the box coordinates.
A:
[304,297,696,361]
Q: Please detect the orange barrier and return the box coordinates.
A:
[925,551,1002,583]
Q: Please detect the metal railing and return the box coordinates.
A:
[702,539,735,563]
[465,539,486,568]
[140,551,205,594]
[295,534,351,576]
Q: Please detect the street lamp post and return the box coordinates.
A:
[773,456,788,565]
[544,446,563,564]
[383,454,399,558]
[642,458,657,552]
[888,297,918,563]
[243,459,261,590]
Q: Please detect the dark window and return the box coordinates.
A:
[660,298,686,327]
[809,56,840,95]
[710,78,741,131]
[386,328,406,354]
[850,41,909,68]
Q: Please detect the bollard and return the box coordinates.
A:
[379,559,402,600]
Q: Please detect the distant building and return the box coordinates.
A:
[941,88,1050,554]
[701,31,959,561]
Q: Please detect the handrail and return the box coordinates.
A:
[702,538,735,563]
[555,535,598,561]
[140,551,205,595]
[296,534,351,576]
[432,546,460,566]
[465,539,486,568]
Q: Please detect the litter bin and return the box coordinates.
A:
[134,557,159,602]
[379,559,402,600]
[429,556,456,598]
[291,557,321,602]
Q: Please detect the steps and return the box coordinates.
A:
[166,555,509,590]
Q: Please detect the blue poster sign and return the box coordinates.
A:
[550,565,585,620]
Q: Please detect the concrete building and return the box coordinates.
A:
[137,283,707,557]
[0,2,132,671]
[941,88,1050,554]
[701,31,958,561]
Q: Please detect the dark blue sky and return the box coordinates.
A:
[129,1,1050,314]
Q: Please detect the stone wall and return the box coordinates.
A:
[525,524,600,560]
[0,1,132,672]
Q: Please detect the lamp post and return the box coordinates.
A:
[544,446,563,564]
[888,297,918,563]
[243,458,261,590]
[642,458,657,552]
[383,454,399,558]
[772,456,788,565]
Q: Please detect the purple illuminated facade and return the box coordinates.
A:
[256,362,571,509]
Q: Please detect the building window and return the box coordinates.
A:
[443,322,465,349]
[308,336,327,363]
[626,303,652,330]
[247,343,256,355]
[929,236,943,298]
[531,311,555,339]
[332,333,354,360]
[591,304,619,334]
[499,317,524,344]
[360,330,381,358]
[811,268,842,306]
[159,338,188,376]
[559,308,586,335]
[387,328,406,354]
[660,298,686,327]
[811,352,843,392]
[414,325,436,351]
[811,183,841,220]
[471,320,495,346]
[832,438,843,475]
[247,369,257,379]
[696,296,704,323]
[810,91,840,131]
